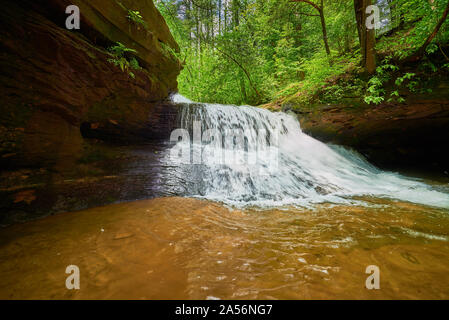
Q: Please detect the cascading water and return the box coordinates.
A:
[167,94,449,209]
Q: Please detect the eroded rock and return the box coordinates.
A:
[0,0,181,170]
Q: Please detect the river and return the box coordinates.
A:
[0,95,448,299]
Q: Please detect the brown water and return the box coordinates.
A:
[0,197,448,299]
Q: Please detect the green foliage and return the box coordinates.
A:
[363,56,436,105]
[274,23,301,86]
[377,0,449,59]
[156,0,449,107]
[364,76,385,105]
[127,10,148,29]
[108,41,137,56]
[129,57,141,72]
[107,42,141,79]
[364,58,398,104]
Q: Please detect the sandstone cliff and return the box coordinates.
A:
[0,0,181,170]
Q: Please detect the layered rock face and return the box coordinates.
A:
[297,82,449,174]
[0,0,183,225]
[0,0,181,170]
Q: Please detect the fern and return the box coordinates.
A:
[107,42,141,79]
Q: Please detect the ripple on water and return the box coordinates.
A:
[0,197,449,299]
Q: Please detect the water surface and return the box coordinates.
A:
[1,197,448,299]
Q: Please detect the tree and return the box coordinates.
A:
[354,0,376,74]
[290,0,331,58]
[157,0,449,106]
[407,0,449,62]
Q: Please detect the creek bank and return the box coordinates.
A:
[263,52,449,174]
[295,99,449,174]
[274,73,449,174]
[0,0,183,224]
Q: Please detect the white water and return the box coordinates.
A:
[169,94,449,209]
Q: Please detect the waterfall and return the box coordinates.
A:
[166,94,449,209]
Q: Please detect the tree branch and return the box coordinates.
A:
[214,46,262,100]
[289,0,322,13]
[406,1,449,62]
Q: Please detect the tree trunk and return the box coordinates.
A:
[354,0,364,58]
[354,0,376,74]
[224,0,228,31]
[319,0,331,57]
[344,21,352,52]
[218,0,222,35]
[290,0,331,63]
[365,12,376,74]
[239,70,247,103]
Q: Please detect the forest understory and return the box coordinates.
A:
[157,0,449,107]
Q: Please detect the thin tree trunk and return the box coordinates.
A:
[185,0,192,40]
[290,0,331,63]
[218,0,222,35]
[224,0,228,31]
[354,0,364,58]
[344,21,351,52]
[232,0,239,27]
[239,70,247,103]
[215,47,262,100]
[319,0,331,56]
